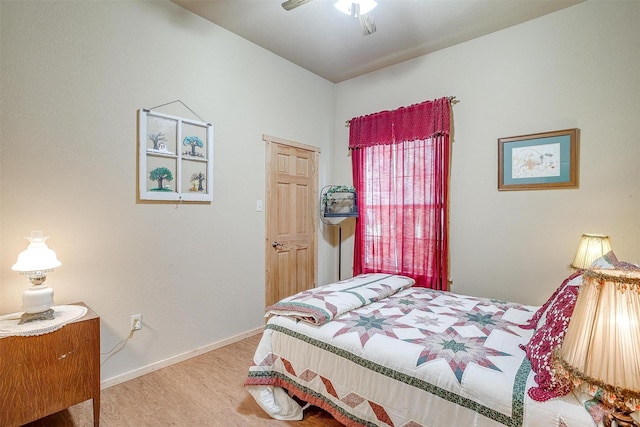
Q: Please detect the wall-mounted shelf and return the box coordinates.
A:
[321,185,357,219]
[320,185,358,280]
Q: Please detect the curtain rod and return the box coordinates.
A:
[344,96,459,127]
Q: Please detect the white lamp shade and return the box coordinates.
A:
[571,233,612,270]
[559,268,640,406]
[12,231,61,273]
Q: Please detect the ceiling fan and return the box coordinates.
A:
[281,0,377,35]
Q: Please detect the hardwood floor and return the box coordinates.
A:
[23,333,344,427]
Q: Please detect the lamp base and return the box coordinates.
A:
[22,283,54,314]
[604,410,638,427]
[18,308,54,325]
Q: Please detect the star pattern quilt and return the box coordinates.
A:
[246,278,598,427]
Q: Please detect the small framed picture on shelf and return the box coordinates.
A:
[498,128,578,191]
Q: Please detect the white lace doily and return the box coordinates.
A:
[0,305,88,337]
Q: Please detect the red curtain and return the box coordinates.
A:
[350,97,451,289]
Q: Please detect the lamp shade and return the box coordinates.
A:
[12,231,61,273]
[571,233,612,270]
[557,268,640,411]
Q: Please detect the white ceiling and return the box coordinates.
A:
[170,0,583,83]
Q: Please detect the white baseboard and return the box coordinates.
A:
[100,326,264,390]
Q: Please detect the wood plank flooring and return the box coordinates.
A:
[23,333,344,427]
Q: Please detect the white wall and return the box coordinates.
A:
[0,0,335,383]
[334,0,640,305]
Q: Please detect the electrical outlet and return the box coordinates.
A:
[131,314,142,331]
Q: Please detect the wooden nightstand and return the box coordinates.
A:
[0,302,100,427]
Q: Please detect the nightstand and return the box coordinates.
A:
[0,302,100,427]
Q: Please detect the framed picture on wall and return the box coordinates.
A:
[498,128,579,191]
[137,109,214,202]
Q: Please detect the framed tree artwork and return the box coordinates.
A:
[137,109,213,202]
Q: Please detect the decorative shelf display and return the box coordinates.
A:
[320,185,358,281]
[322,185,358,218]
[138,109,213,202]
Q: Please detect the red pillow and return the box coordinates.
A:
[521,271,582,330]
[525,284,579,401]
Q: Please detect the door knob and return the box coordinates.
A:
[272,241,283,248]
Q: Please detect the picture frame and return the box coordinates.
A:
[498,128,578,191]
[137,109,214,203]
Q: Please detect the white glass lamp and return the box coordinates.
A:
[334,0,377,17]
[570,233,612,270]
[11,231,62,324]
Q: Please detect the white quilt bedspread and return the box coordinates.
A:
[246,286,599,427]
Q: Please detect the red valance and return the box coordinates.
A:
[348,97,451,149]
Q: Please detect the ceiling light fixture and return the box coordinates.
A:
[334,0,377,17]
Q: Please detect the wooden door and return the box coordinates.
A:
[264,135,319,307]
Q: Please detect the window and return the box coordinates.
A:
[349,98,452,289]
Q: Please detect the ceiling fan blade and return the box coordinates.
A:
[281,0,314,11]
[359,13,376,35]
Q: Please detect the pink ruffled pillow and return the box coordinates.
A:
[521,271,581,331]
[525,284,579,401]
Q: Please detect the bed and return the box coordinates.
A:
[245,272,609,427]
